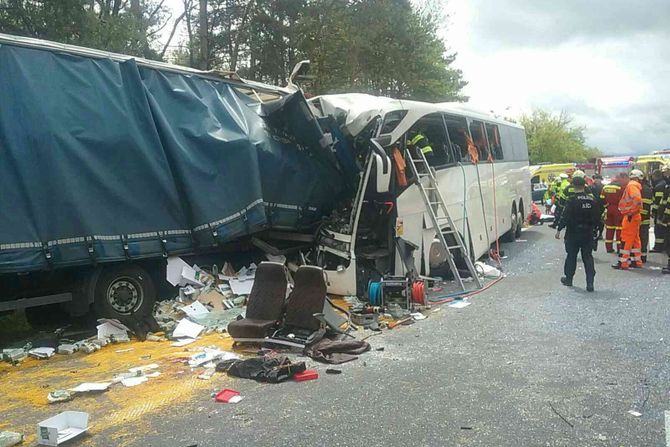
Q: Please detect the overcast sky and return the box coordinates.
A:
[442,0,670,155]
[161,0,669,155]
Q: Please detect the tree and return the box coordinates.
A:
[0,0,170,60]
[179,0,466,101]
[520,109,601,164]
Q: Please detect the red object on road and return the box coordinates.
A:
[214,389,241,403]
[293,369,319,381]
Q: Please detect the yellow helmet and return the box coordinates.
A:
[572,170,585,178]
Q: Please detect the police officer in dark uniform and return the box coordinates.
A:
[555,176,601,292]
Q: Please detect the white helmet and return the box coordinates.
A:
[572,170,586,178]
[559,173,569,179]
[630,169,644,180]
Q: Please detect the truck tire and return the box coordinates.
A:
[93,264,156,320]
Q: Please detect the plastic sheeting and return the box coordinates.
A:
[0,43,347,273]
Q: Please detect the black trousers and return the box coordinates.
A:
[564,230,596,285]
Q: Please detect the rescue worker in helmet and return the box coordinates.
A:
[407,128,434,166]
[549,172,571,228]
[612,169,644,270]
[651,169,667,252]
[659,166,670,273]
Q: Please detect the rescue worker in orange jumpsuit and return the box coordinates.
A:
[600,172,628,253]
[613,169,644,270]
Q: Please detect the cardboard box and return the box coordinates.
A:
[37,411,89,446]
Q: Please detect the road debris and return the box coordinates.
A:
[0,431,23,447]
[214,389,243,404]
[37,411,89,446]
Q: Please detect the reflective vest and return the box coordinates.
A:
[409,133,433,155]
[556,179,571,204]
[641,182,653,226]
[618,180,642,215]
[600,182,624,219]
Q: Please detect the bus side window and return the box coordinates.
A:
[407,113,451,167]
[469,120,489,161]
[444,114,470,163]
[485,123,504,160]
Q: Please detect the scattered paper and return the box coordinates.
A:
[411,312,427,320]
[448,300,471,309]
[172,319,205,339]
[128,363,159,374]
[29,347,55,359]
[121,376,148,387]
[167,256,191,287]
[114,348,134,353]
[181,300,210,317]
[228,395,244,404]
[197,290,227,312]
[628,410,642,417]
[171,338,197,347]
[69,382,112,393]
[229,278,254,295]
[188,348,238,367]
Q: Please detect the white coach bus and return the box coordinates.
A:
[310,94,531,296]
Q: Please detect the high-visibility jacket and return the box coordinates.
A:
[560,183,591,205]
[600,181,624,220]
[409,133,433,155]
[660,181,670,225]
[641,182,653,226]
[556,179,571,205]
[618,179,642,216]
[652,178,666,216]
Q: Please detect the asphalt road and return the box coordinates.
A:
[131,225,669,447]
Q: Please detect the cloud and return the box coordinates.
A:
[445,0,670,155]
[467,0,670,49]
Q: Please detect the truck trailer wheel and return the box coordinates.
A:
[93,264,156,320]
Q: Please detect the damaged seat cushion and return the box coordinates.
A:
[226,318,278,339]
[227,261,287,340]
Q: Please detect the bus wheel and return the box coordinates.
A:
[93,264,156,321]
[502,204,518,242]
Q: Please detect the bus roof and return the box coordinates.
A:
[310,93,524,142]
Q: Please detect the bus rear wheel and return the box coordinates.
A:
[502,204,518,242]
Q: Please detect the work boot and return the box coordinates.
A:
[586,283,594,292]
[560,277,572,286]
[663,266,670,274]
[630,262,643,269]
[641,256,647,263]
[611,263,628,270]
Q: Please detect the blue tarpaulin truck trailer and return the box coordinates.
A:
[0,34,351,325]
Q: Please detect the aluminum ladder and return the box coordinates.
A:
[405,149,482,290]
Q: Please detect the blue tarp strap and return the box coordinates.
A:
[121,235,130,260]
[41,242,52,266]
[158,232,168,257]
[86,236,97,265]
[207,225,219,246]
